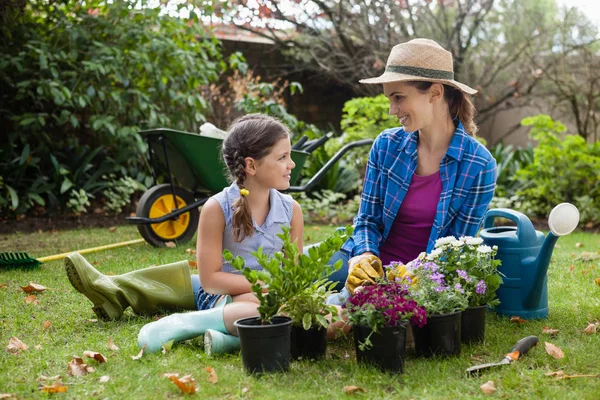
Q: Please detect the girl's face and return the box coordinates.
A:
[383,81,438,132]
[251,136,295,190]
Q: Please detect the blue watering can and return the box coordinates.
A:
[480,203,580,319]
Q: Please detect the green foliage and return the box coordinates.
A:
[103,175,147,214]
[225,225,353,323]
[516,115,600,223]
[281,279,340,330]
[67,189,93,215]
[293,191,360,225]
[0,0,225,216]
[491,141,534,198]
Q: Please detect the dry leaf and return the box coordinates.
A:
[87,319,98,323]
[35,344,42,350]
[575,242,584,248]
[595,278,600,287]
[545,370,566,378]
[6,337,28,353]
[579,251,600,261]
[161,339,174,354]
[83,350,108,363]
[108,226,117,232]
[342,385,366,395]
[67,356,91,376]
[545,370,600,379]
[20,282,46,293]
[167,374,197,394]
[185,248,196,255]
[107,337,119,351]
[0,394,15,398]
[42,320,52,330]
[99,375,110,383]
[480,381,496,395]
[188,260,197,269]
[38,375,61,382]
[131,345,145,360]
[40,382,68,393]
[544,342,565,359]
[510,316,527,324]
[165,241,176,248]
[24,295,40,304]
[0,283,8,289]
[569,265,576,273]
[542,326,559,336]
[206,367,218,384]
[583,323,598,335]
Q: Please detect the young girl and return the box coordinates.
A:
[65,113,303,355]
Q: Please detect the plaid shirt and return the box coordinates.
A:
[342,122,497,257]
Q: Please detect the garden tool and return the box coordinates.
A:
[466,336,539,375]
[0,238,145,270]
[65,252,196,320]
[480,203,579,319]
[137,295,233,353]
[345,254,383,294]
[204,329,241,356]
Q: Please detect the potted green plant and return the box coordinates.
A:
[427,236,503,344]
[344,280,427,373]
[226,226,352,373]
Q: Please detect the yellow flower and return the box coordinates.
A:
[239,188,250,196]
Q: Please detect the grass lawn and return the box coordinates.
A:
[1,224,599,399]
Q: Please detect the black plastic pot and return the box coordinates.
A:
[353,323,407,373]
[412,311,461,357]
[461,305,487,344]
[290,325,327,360]
[234,316,293,374]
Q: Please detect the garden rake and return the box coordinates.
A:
[0,238,145,270]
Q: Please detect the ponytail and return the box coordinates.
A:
[231,154,254,242]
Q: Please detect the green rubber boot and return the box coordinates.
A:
[204,329,240,356]
[65,252,196,320]
[137,297,232,353]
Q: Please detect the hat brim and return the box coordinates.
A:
[359,72,477,95]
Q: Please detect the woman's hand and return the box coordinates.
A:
[345,253,383,294]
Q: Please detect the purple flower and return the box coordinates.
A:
[422,262,439,272]
[454,283,464,293]
[430,272,445,285]
[457,269,471,281]
[434,285,448,292]
[476,280,487,294]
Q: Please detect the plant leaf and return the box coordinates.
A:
[131,345,145,360]
[107,337,119,351]
[583,323,598,335]
[165,241,176,248]
[6,337,28,353]
[99,375,110,383]
[25,295,40,304]
[510,316,527,324]
[40,382,68,393]
[342,385,366,395]
[167,374,197,394]
[205,366,218,384]
[542,326,559,336]
[302,313,312,330]
[83,350,108,363]
[545,342,565,359]
[20,282,46,293]
[67,356,90,376]
[42,320,52,330]
[480,380,496,395]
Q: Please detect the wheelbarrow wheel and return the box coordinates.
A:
[136,184,199,247]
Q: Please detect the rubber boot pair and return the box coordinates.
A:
[137,296,240,354]
[65,252,196,320]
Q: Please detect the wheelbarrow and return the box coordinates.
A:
[127,128,372,247]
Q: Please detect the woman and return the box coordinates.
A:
[328,38,497,299]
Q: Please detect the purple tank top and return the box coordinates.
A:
[379,171,443,265]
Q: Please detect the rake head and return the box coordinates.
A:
[0,252,42,270]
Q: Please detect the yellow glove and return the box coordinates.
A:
[345,254,383,294]
[386,262,418,285]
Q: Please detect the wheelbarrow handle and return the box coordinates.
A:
[303,132,334,153]
[292,135,309,150]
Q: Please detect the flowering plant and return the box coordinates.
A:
[404,260,469,315]
[426,236,503,307]
[344,280,427,350]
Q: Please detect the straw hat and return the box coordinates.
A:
[360,38,477,95]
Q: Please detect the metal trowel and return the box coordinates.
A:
[466,336,539,376]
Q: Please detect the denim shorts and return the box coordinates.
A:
[190,274,220,310]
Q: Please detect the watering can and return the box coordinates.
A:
[480,203,580,319]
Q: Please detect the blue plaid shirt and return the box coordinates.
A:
[342,122,497,257]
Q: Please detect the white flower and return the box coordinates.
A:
[451,240,464,247]
[460,254,466,259]
[466,237,484,246]
[417,252,427,260]
[459,236,474,243]
[435,236,457,248]
[477,245,493,254]
[492,245,498,251]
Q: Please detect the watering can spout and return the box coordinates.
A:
[522,232,559,308]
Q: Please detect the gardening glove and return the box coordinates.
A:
[385,262,418,285]
[345,254,383,294]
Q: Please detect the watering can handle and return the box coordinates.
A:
[483,208,538,243]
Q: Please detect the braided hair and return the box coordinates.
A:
[221,114,291,241]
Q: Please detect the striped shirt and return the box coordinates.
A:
[214,183,294,273]
[342,121,497,257]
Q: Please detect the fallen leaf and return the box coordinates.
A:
[161,340,174,354]
[185,248,196,255]
[342,385,366,395]
[0,283,8,289]
[38,375,61,382]
[576,242,584,248]
[545,370,566,378]
[99,375,110,383]
[595,278,600,287]
[167,374,197,394]
[35,344,42,350]
[545,342,565,359]
[42,320,52,330]
[545,370,600,379]
[108,226,117,232]
[20,282,46,293]
[542,327,559,336]
[40,382,68,393]
[579,251,600,261]
[6,337,28,353]
[131,345,145,360]
[241,387,249,395]
[87,319,98,323]
[83,350,108,363]
[0,394,15,399]
[206,366,218,384]
[480,380,496,395]
[24,295,40,305]
[106,337,119,351]
[165,241,176,248]
[188,260,197,269]
[583,323,598,335]
[67,356,91,376]
[569,265,576,272]
[510,316,527,324]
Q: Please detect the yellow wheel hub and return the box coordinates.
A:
[149,194,190,240]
